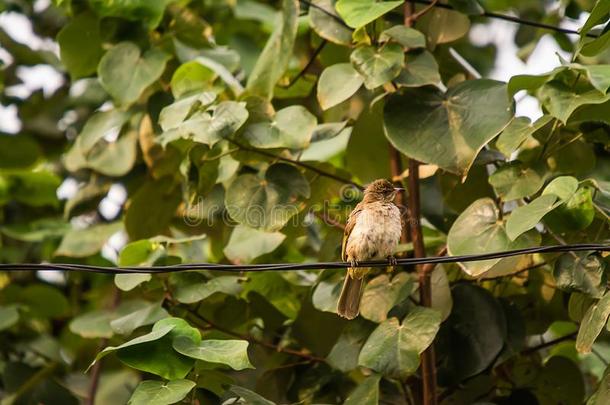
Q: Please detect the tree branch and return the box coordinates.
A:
[521,332,577,355]
[86,288,121,405]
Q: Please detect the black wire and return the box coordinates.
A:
[1,243,607,274]
[299,0,601,39]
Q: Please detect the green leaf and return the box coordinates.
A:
[395,50,441,88]
[160,100,248,147]
[70,310,114,338]
[8,171,61,207]
[360,272,413,323]
[488,162,544,201]
[542,176,579,201]
[350,44,403,89]
[20,285,70,318]
[309,0,353,45]
[242,105,317,149]
[317,63,363,110]
[418,8,470,47]
[170,61,217,98]
[327,319,374,371]
[336,0,403,29]
[437,284,506,384]
[223,225,286,263]
[0,305,19,331]
[344,374,381,405]
[98,42,170,106]
[539,81,610,124]
[576,291,610,353]
[78,110,132,154]
[0,135,41,169]
[554,253,606,298]
[496,115,553,157]
[89,0,173,29]
[358,308,441,378]
[114,274,152,292]
[171,273,243,304]
[380,26,426,49]
[447,198,540,277]
[431,266,453,321]
[124,179,181,240]
[242,272,301,319]
[312,273,343,313]
[65,125,139,177]
[229,386,276,405]
[1,218,70,242]
[119,240,160,266]
[506,194,560,241]
[246,0,299,98]
[116,318,201,379]
[128,379,196,405]
[225,163,310,230]
[110,301,168,335]
[346,104,391,183]
[158,92,216,132]
[173,336,253,370]
[57,12,103,79]
[545,186,596,231]
[384,79,512,175]
[55,222,123,258]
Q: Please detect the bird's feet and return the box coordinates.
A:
[387,255,398,266]
[349,258,359,268]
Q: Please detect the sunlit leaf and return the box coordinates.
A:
[336,0,403,28]
[173,336,253,370]
[127,379,195,405]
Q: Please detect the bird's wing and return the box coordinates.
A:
[341,202,363,262]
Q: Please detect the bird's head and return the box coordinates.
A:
[363,179,403,202]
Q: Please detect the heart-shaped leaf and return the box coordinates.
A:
[128,379,195,405]
[380,26,426,49]
[225,163,310,230]
[55,222,123,258]
[488,162,544,201]
[395,50,440,87]
[360,272,413,322]
[98,42,170,106]
[223,225,286,263]
[242,106,317,149]
[309,0,353,45]
[317,63,363,110]
[350,44,403,89]
[358,308,441,378]
[336,0,403,29]
[447,198,540,277]
[384,79,513,175]
[173,336,253,370]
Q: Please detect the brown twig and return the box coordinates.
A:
[405,0,438,25]
[400,3,437,401]
[87,288,121,405]
[229,139,363,189]
[521,332,577,355]
[313,210,345,230]
[389,145,411,243]
[186,310,325,363]
[281,40,327,88]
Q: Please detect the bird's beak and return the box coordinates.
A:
[394,187,405,192]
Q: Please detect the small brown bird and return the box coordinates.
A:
[337,179,403,319]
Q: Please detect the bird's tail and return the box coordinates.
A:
[337,273,364,320]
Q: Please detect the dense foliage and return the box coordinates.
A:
[0,0,609,403]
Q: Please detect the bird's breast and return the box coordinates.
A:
[346,203,402,261]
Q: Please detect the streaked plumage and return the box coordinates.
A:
[337,179,403,319]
